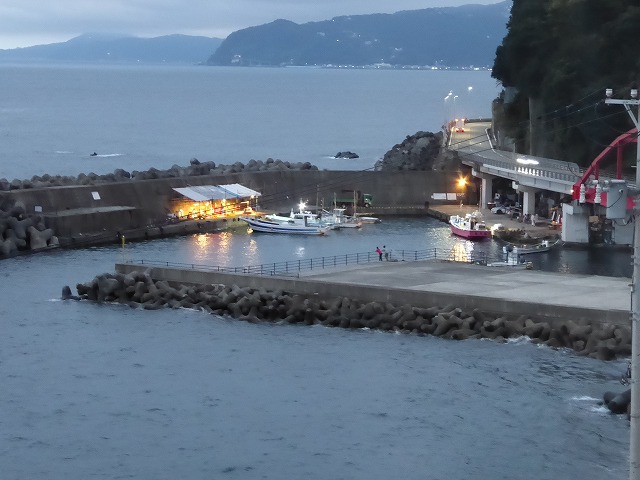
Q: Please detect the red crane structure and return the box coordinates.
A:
[571,127,637,208]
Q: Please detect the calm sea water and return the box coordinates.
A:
[0,64,498,180]
[0,65,632,479]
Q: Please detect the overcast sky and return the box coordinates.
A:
[0,1,504,50]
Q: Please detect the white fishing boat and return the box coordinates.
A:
[503,238,559,255]
[322,208,362,228]
[240,216,329,235]
[266,202,336,230]
[486,256,533,269]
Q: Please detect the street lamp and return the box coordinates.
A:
[606,87,640,480]
[453,95,459,119]
[444,91,453,126]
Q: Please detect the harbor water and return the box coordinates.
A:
[0,65,632,478]
[1,217,633,479]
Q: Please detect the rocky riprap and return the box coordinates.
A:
[0,199,59,257]
[0,157,318,191]
[66,270,631,362]
[375,131,450,171]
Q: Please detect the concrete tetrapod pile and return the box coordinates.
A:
[65,270,634,415]
[66,270,632,358]
[1,157,319,191]
[0,199,59,257]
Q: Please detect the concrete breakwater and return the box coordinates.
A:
[1,159,461,258]
[65,269,631,361]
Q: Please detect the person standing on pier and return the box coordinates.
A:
[376,246,383,261]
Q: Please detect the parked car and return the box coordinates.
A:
[491,205,507,214]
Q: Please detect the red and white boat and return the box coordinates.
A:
[449,212,491,240]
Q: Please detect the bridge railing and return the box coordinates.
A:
[123,248,491,278]
[461,146,584,184]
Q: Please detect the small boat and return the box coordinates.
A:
[323,208,362,228]
[241,216,329,235]
[357,215,381,224]
[449,211,492,239]
[503,239,558,255]
[486,257,533,269]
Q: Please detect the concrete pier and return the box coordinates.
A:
[115,258,631,327]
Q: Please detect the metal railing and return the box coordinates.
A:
[123,248,490,278]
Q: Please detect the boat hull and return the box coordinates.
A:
[486,260,533,269]
[241,217,328,235]
[449,213,491,240]
[450,224,491,239]
[504,239,558,255]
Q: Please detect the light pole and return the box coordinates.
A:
[453,95,459,122]
[444,91,453,127]
[606,87,640,480]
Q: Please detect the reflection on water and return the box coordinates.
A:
[449,239,480,262]
[124,216,631,277]
[193,232,211,258]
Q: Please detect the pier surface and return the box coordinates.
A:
[116,259,630,326]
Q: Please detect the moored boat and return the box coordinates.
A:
[266,202,336,230]
[486,257,533,269]
[449,211,491,239]
[357,215,381,224]
[503,238,559,255]
[241,216,329,235]
[323,208,362,228]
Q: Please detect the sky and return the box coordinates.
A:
[0,0,504,50]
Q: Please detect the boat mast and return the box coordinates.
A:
[353,190,357,217]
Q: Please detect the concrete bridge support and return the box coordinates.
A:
[473,169,495,209]
[561,203,589,244]
[516,185,538,215]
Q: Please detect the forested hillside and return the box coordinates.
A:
[208,2,510,68]
[491,0,640,166]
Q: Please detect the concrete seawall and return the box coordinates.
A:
[5,170,466,240]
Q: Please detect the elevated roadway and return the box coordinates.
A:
[448,121,637,244]
[449,121,582,211]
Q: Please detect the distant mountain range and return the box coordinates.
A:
[208,1,511,68]
[0,2,511,67]
[0,33,223,64]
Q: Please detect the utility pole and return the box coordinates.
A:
[606,87,640,480]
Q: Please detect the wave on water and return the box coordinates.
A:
[570,395,611,415]
[573,395,601,402]
[589,404,611,415]
[54,151,124,158]
[90,153,124,158]
[506,336,532,345]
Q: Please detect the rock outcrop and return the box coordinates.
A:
[375,131,446,171]
[334,151,359,159]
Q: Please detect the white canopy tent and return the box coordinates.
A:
[172,184,261,202]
